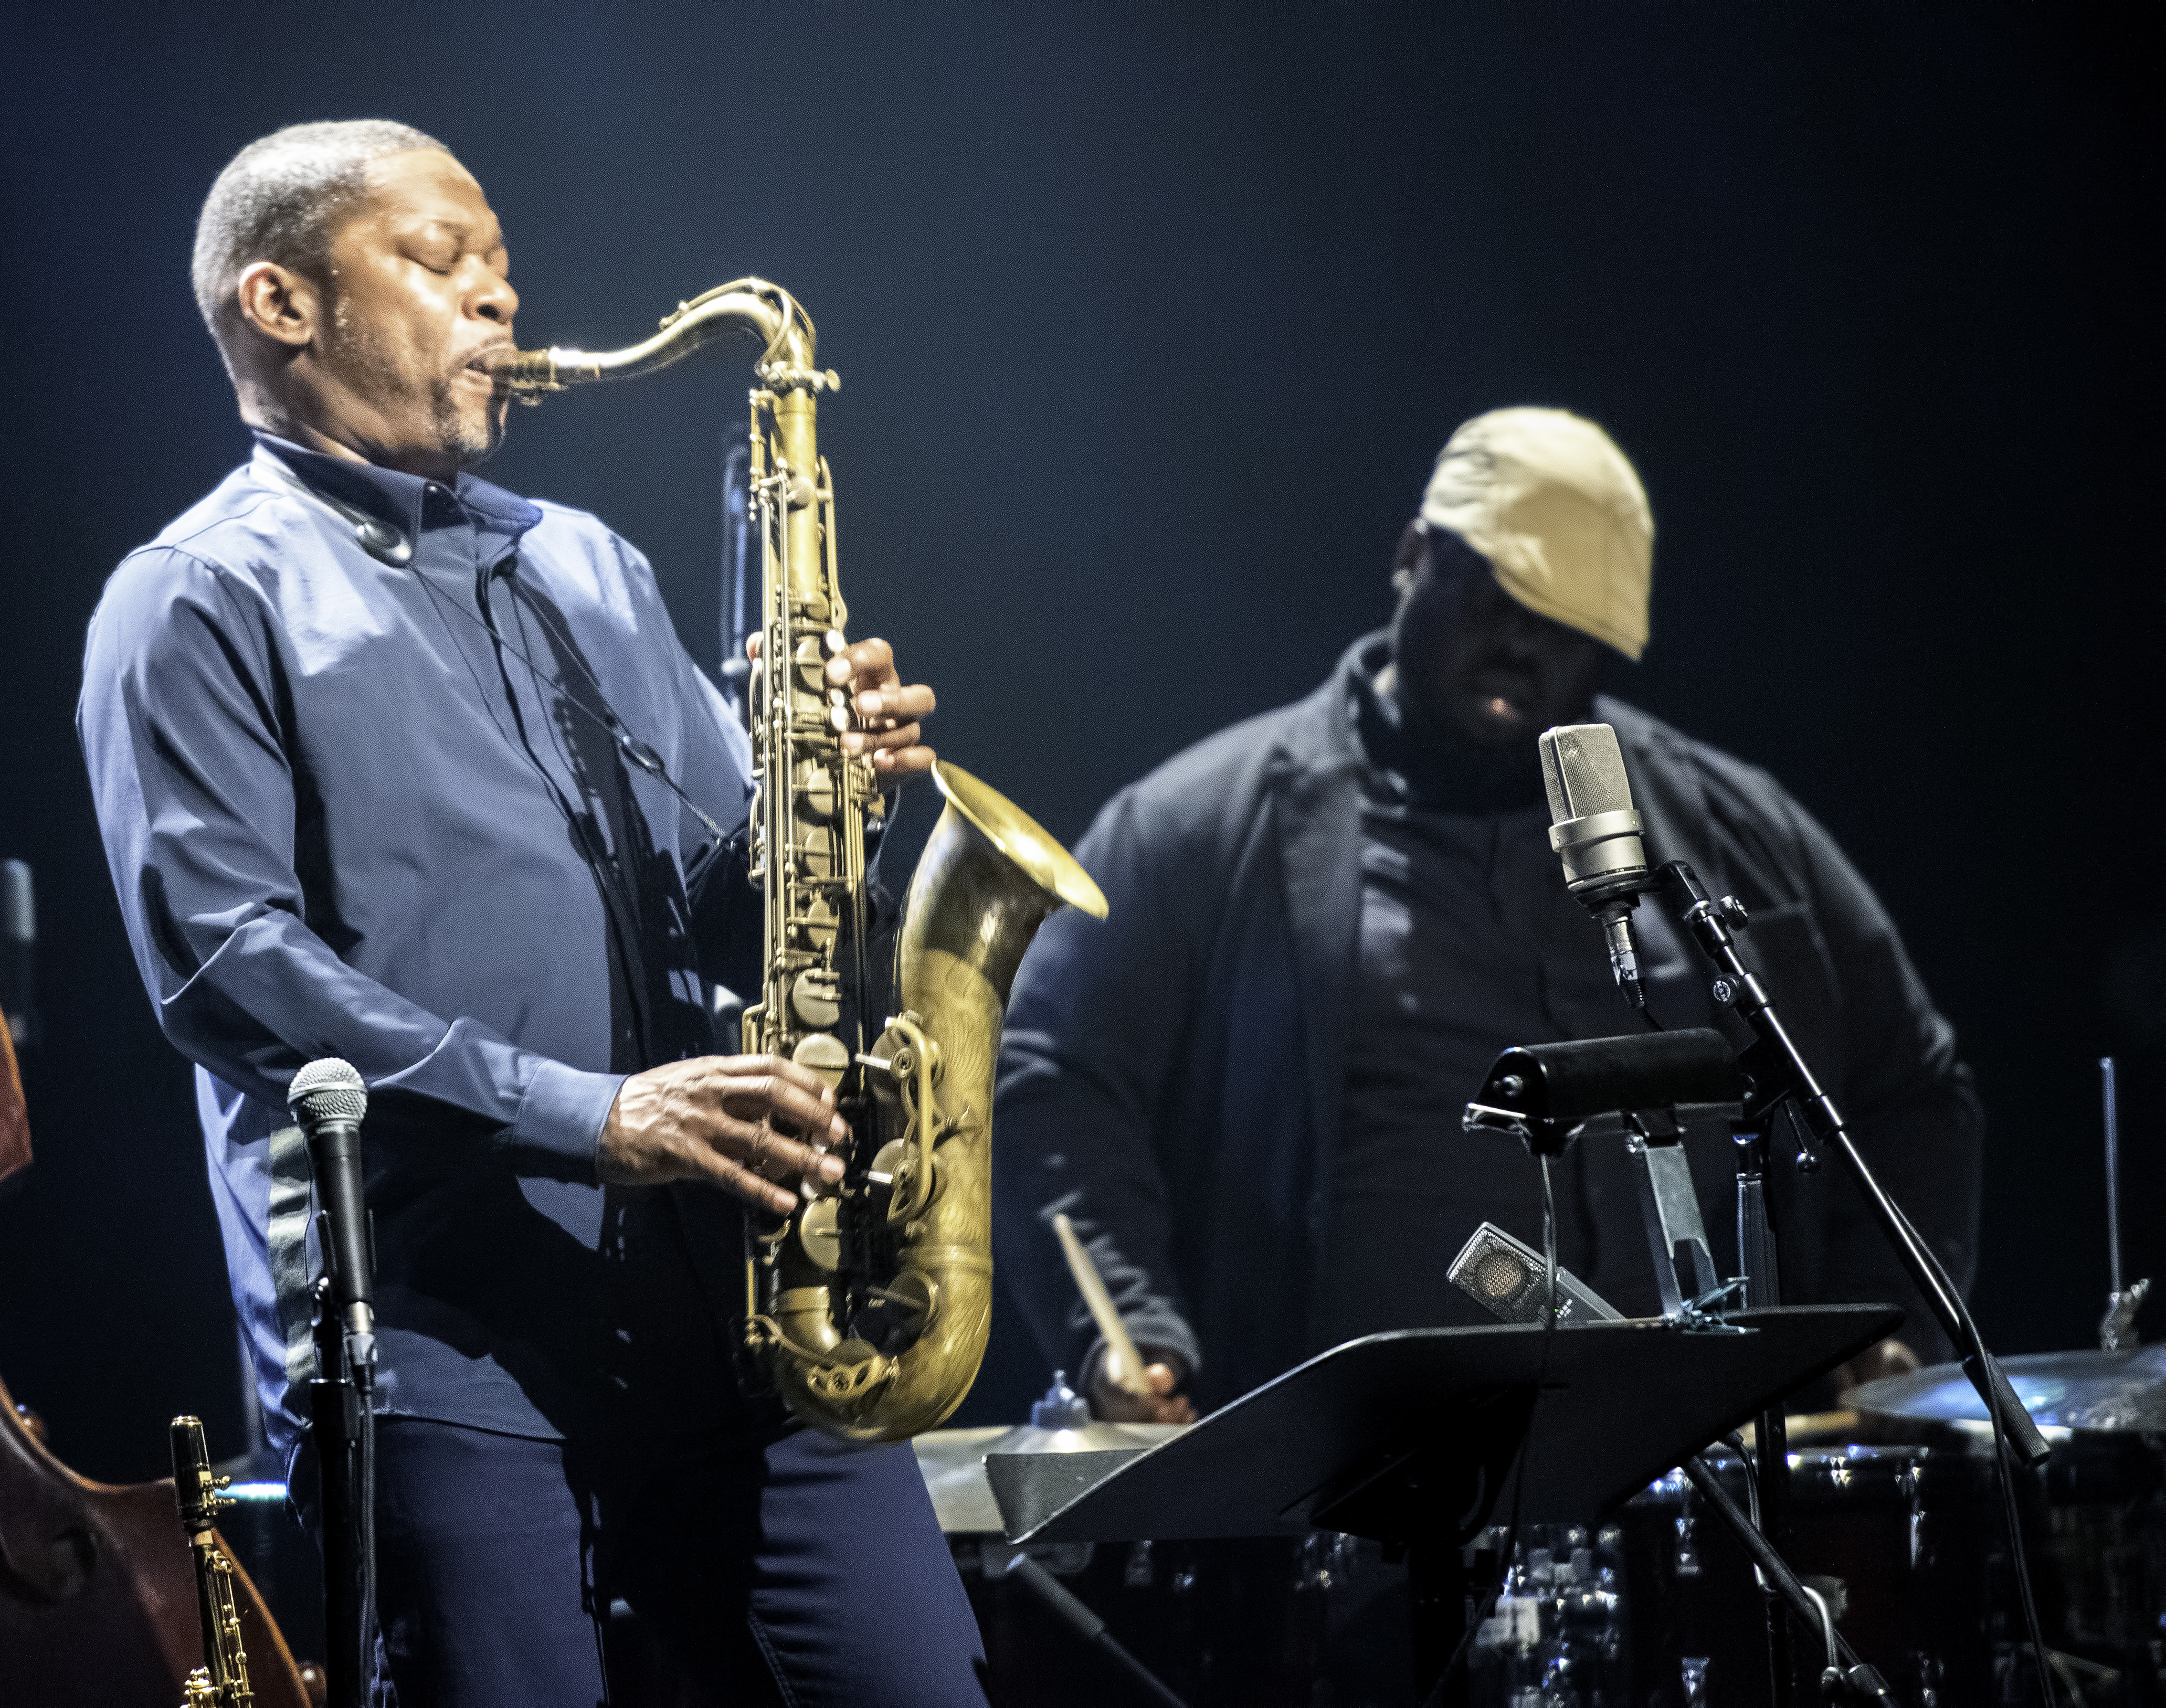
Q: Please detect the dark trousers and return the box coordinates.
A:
[366,1416,987,1708]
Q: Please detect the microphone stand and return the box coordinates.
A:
[290,1059,379,1708]
[301,1092,378,1708]
[1652,860,2050,1467]
[1648,860,2059,1706]
[1447,1128,1897,1702]
[309,1271,374,1708]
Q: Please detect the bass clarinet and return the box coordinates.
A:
[171,1415,253,1708]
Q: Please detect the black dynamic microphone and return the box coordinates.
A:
[1538,723,1652,1011]
[289,1057,376,1392]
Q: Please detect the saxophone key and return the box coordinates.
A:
[796,1197,841,1270]
[791,759,838,819]
[790,969,842,1028]
[790,1031,851,1089]
[790,823,838,879]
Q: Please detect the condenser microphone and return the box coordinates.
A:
[1538,723,1651,1010]
[289,1057,376,1390]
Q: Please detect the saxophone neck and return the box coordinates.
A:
[487,279,838,399]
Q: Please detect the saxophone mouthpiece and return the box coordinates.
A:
[485,346,563,395]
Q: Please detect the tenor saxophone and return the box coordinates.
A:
[493,281,1105,1440]
[171,1416,253,1708]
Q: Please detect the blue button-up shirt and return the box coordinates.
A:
[80,434,758,1454]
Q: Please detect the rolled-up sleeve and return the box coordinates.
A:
[79,545,619,1180]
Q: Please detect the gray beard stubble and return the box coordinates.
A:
[327,293,503,469]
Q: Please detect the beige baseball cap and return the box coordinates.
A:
[1419,407,1654,661]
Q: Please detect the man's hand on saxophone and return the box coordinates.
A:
[836,635,938,777]
[598,1055,850,1215]
[748,632,939,780]
[598,635,933,1214]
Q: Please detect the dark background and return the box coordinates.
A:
[1,3,2156,1481]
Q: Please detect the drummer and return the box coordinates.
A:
[991,407,1984,1424]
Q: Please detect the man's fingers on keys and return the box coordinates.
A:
[868,741,936,777]
[824,635,897,689]
[708,1057,849,1148]
[850,681,936,726]
[841,719,927,760]
[692,1147,801,1215]
[711,1111,842,1187]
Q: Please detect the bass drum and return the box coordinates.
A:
[920,1432,2021,1707]
[1602,1446,1996,1708]
[944,1448,2002,1708]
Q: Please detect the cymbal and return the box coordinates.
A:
[913,1422,1189,1534]
[1854,1343,2166,1435]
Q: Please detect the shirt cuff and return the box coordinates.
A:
[502,1057,625,1183]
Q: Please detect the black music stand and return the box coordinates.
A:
[988,1304,1898,1703]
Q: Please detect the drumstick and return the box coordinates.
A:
[1050,1213,1153,1397]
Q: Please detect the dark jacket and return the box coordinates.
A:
[994,635,1981,1410]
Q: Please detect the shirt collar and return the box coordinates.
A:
[250,431,544,551]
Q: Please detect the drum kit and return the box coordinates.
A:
[912,1061,2163,1708]
[910,1349,2163,1708]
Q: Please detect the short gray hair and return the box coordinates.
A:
[192,120,445,355]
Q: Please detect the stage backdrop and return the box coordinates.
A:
[1,2,2153,1476]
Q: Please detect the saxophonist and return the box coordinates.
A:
[79,121,985,1706]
